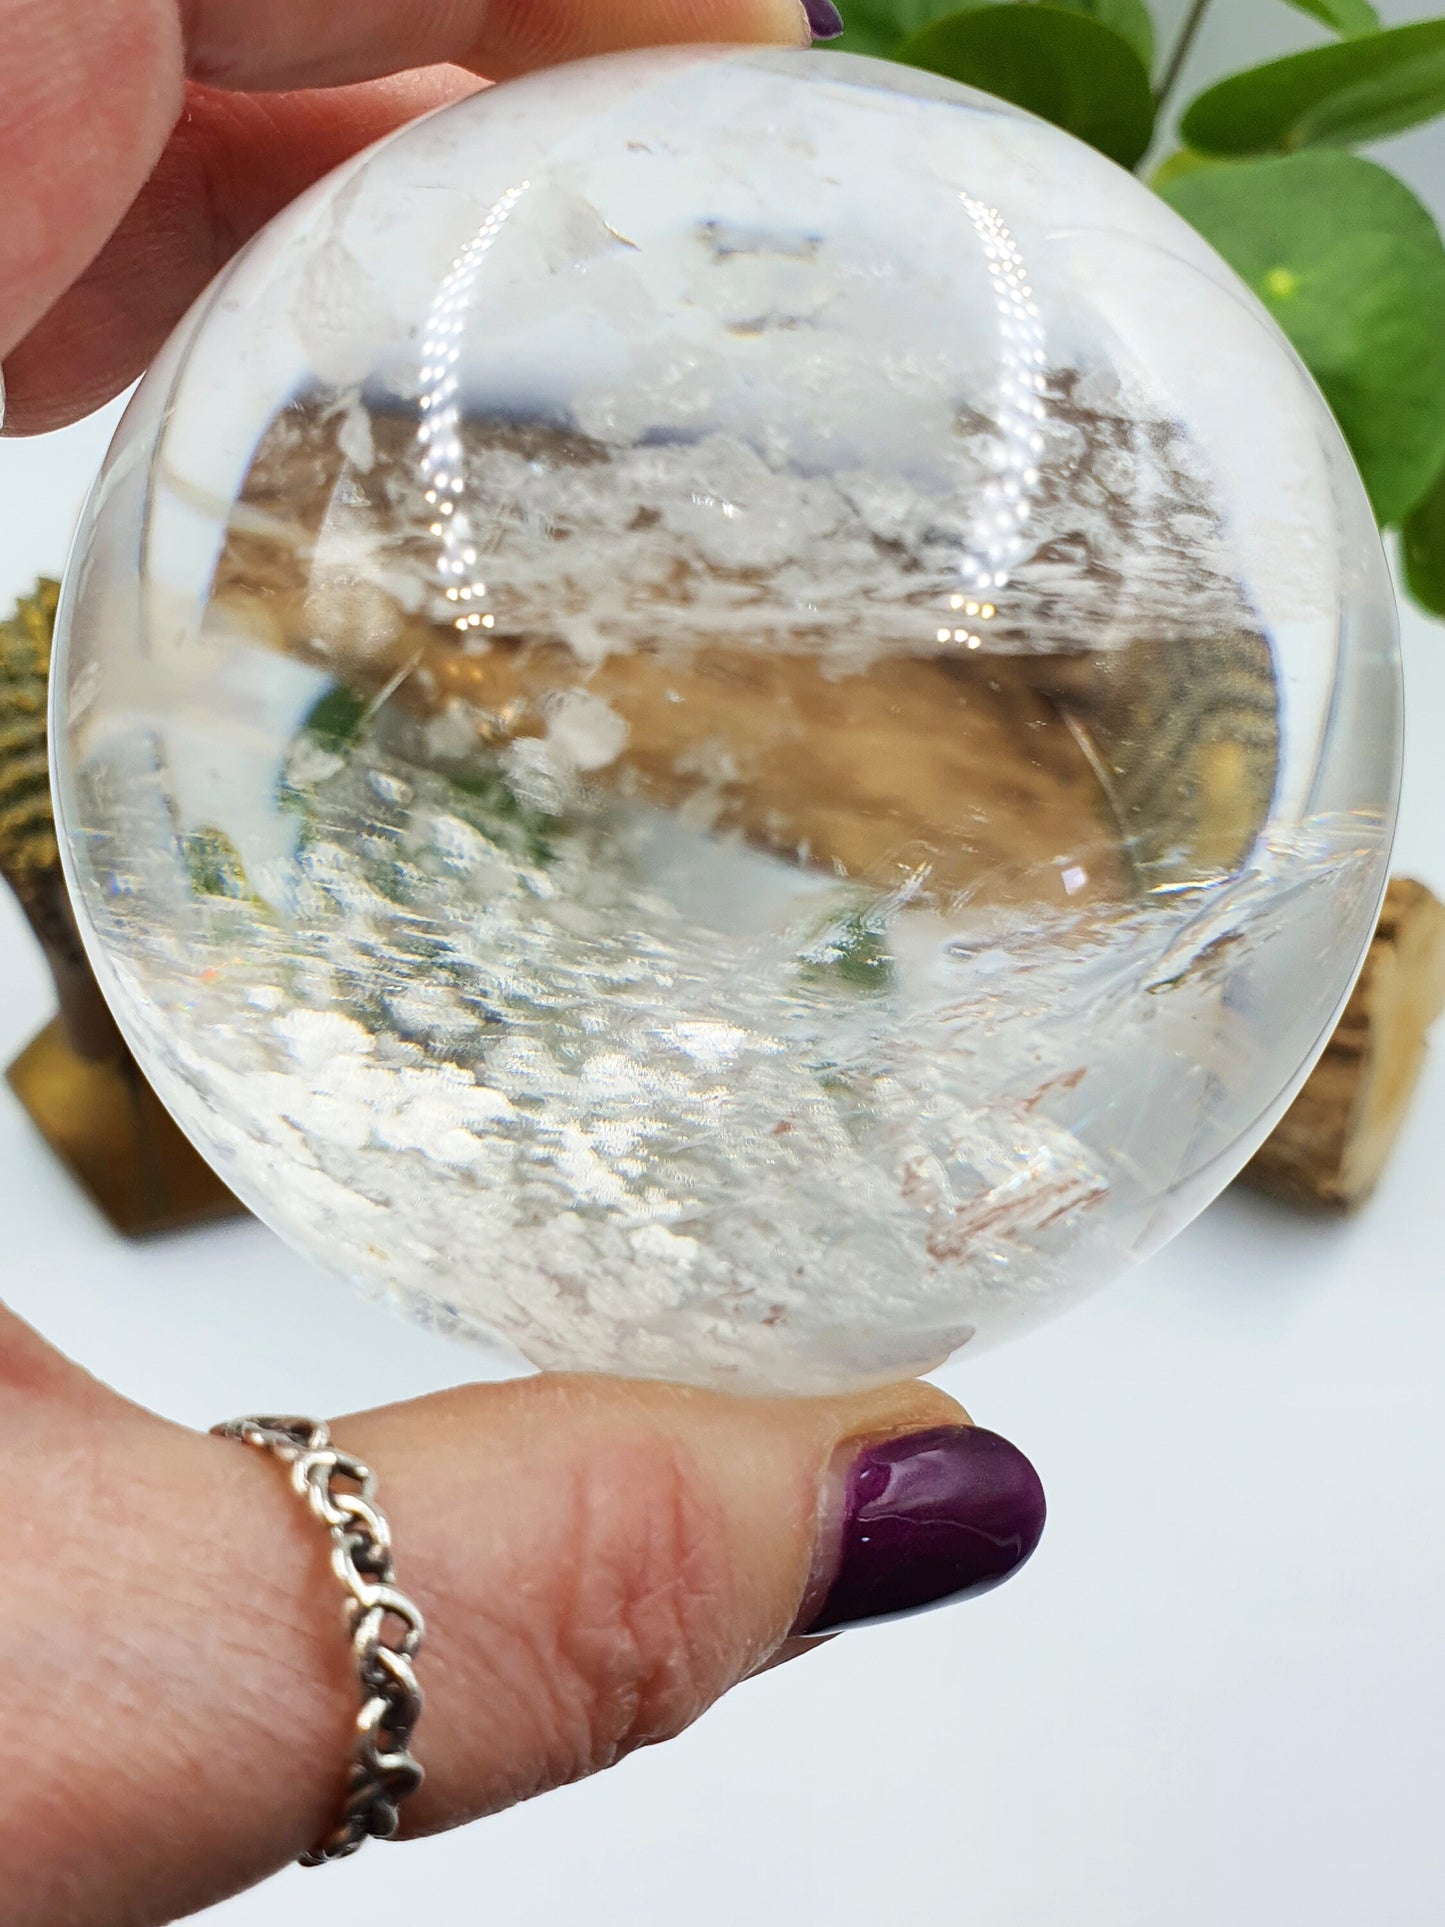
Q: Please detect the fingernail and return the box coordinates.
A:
[802,0,846,40]
[796,1426,1046,1635]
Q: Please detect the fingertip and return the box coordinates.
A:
[801,0,846,42]
[0,0,183,360]
[798,1424,1047,1637]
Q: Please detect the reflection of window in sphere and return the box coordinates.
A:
[53,49,1400,1393]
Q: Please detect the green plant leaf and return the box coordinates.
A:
[445,765,558,868]
[182,826,262,905]
[1160,152,1445,524]
[895,6,1155,166]
[801,909,897,993]
[832,0,957,57]
[831,0,1153,64]
[1402,457,1445,615]
[1181,20,1445,155]
[1036,0,1154,71]
[1150,147,1230,190]
[1281,0,1381,37]
[299,682,369,757]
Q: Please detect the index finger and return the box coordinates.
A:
[186,0,816,92]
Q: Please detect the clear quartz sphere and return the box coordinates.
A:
[54,48,1401,1394]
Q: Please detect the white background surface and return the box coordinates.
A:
[3,4,1445,1922]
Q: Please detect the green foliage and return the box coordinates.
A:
[1182,20,1445,154]
[1044,0,1155,70]
[801,909,897,994]
[445,766,559,869]
[1282,0,1381,36]
[895,7,1155,166]
[1149,145,1227,189]
[182,826,258,902]
[279,680,557,868]
[1403,458,1445,616]
[298,683,370,758]
[834,0,957,56]
[1161,154,1445,524]
[865,0,1445,619]
[835,0,1153,64]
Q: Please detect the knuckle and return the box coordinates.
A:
[527,1437,740,1784]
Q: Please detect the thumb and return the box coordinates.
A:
[8,1339,1045,1925]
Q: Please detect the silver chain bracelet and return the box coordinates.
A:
[211,1415,426,1865]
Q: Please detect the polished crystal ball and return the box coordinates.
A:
[53,48,1401,1393]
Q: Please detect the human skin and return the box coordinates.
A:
[2,9,1047,1921]
[3,1298,976,1923]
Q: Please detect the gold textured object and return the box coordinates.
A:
[1,580,243,1236]
[7,1018,245,1237]
[0,579,62,920]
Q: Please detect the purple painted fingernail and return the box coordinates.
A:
[803,0,846,40]
[797,1426,1046,1635]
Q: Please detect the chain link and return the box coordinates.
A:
[211,1415,426,1865]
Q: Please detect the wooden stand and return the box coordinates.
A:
[1241,877,1445,1212]
[7,1017,242,1236]
[2,580,245,1237]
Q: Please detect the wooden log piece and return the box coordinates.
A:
[1242,877,1445,1212]
[209,399,1282,908]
